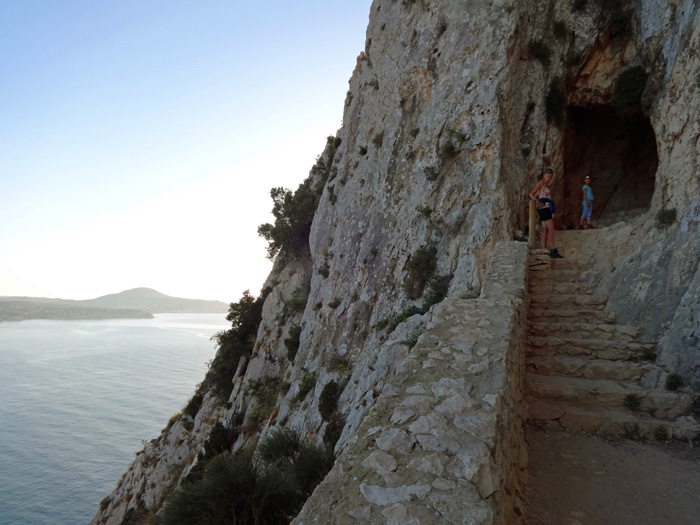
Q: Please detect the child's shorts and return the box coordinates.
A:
[581,201,592,219]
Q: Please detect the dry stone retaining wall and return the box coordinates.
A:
[293,241,529,525]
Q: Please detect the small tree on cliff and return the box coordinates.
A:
[204,290,264,399]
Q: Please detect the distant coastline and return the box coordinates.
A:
[0,287,229,322]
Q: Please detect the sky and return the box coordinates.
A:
[0,1,373,302]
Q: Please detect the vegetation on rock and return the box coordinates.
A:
[204,290,264,400]
[403,245,438,299]
[258,136,339,260]
[319,380,340,421]
[162,430,334,525]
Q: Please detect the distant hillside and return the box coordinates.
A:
[0,288,229,321]
[81,288,229,313]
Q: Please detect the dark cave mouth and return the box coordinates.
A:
[561,105,658,228]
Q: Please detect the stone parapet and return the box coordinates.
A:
[293,241,529,524]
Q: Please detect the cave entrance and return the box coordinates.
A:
[561,105,658,228]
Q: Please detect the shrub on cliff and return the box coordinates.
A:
[403,245,438,299]
[204,290,264,399]
[258,180,318,260]
[204,422,238,459]
[162,431,334,525]
[318,381,340,421]
[258,136,340,261]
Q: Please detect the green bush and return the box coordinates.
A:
[204,422,238,459]
[613,66,648,110]
[285,325,302,361]
[403,245,438,299]
[422,274,452,311]
[323,413,345,449]
[545,77,565,127]
[388,305,423,333]
[297,371,317,401]
[401,327,421,349]
[257,429,335,497]
[163,442,321,525]
[258,180,319,260]
[310,136,341,189]
[328,355,349,375]
[319,381,340,421]
[666,373,684,391]
[375,318,390,331]
[204,291,264,399]
[183,393,204,419]
[656,208,677,228]
[246,376,281,426]
[283,292,308,318]
[528,39,552,66]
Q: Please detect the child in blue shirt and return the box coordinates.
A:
[579,176,594,229]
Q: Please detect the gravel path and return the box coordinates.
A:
[524,426,700,525]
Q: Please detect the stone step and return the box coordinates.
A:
[528,307,617,324]
[527,334,654,355]
[527,281,595,294]
[527,400,700,440]
[526,355,655,381]
[525,373,693,419]
[529,255,594,272]
[528,320,642,341]
[528,268,596,283]
[530,293,607,308]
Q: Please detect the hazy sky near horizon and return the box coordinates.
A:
[1,1,372,302]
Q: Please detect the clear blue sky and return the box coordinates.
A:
[0,1,372,302]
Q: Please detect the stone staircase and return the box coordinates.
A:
[525,234,699,440]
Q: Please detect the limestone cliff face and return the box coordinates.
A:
[92,1,700,523]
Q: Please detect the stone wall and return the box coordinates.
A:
[292,241,529,525]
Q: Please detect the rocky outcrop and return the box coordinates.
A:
[93,1,700,523]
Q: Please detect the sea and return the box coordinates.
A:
[0,313,230,525]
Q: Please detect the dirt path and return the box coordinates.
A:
[524,426,700,525]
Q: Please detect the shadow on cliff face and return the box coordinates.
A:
[561,105,658,228]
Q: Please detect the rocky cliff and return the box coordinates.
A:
[92,1,700,523]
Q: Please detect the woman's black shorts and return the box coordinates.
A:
[537,207,553,221]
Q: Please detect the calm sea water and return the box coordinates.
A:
[0,313,229,525]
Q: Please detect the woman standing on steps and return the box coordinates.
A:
[530,168,564,258]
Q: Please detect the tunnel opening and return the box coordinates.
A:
[561,105,658,228]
